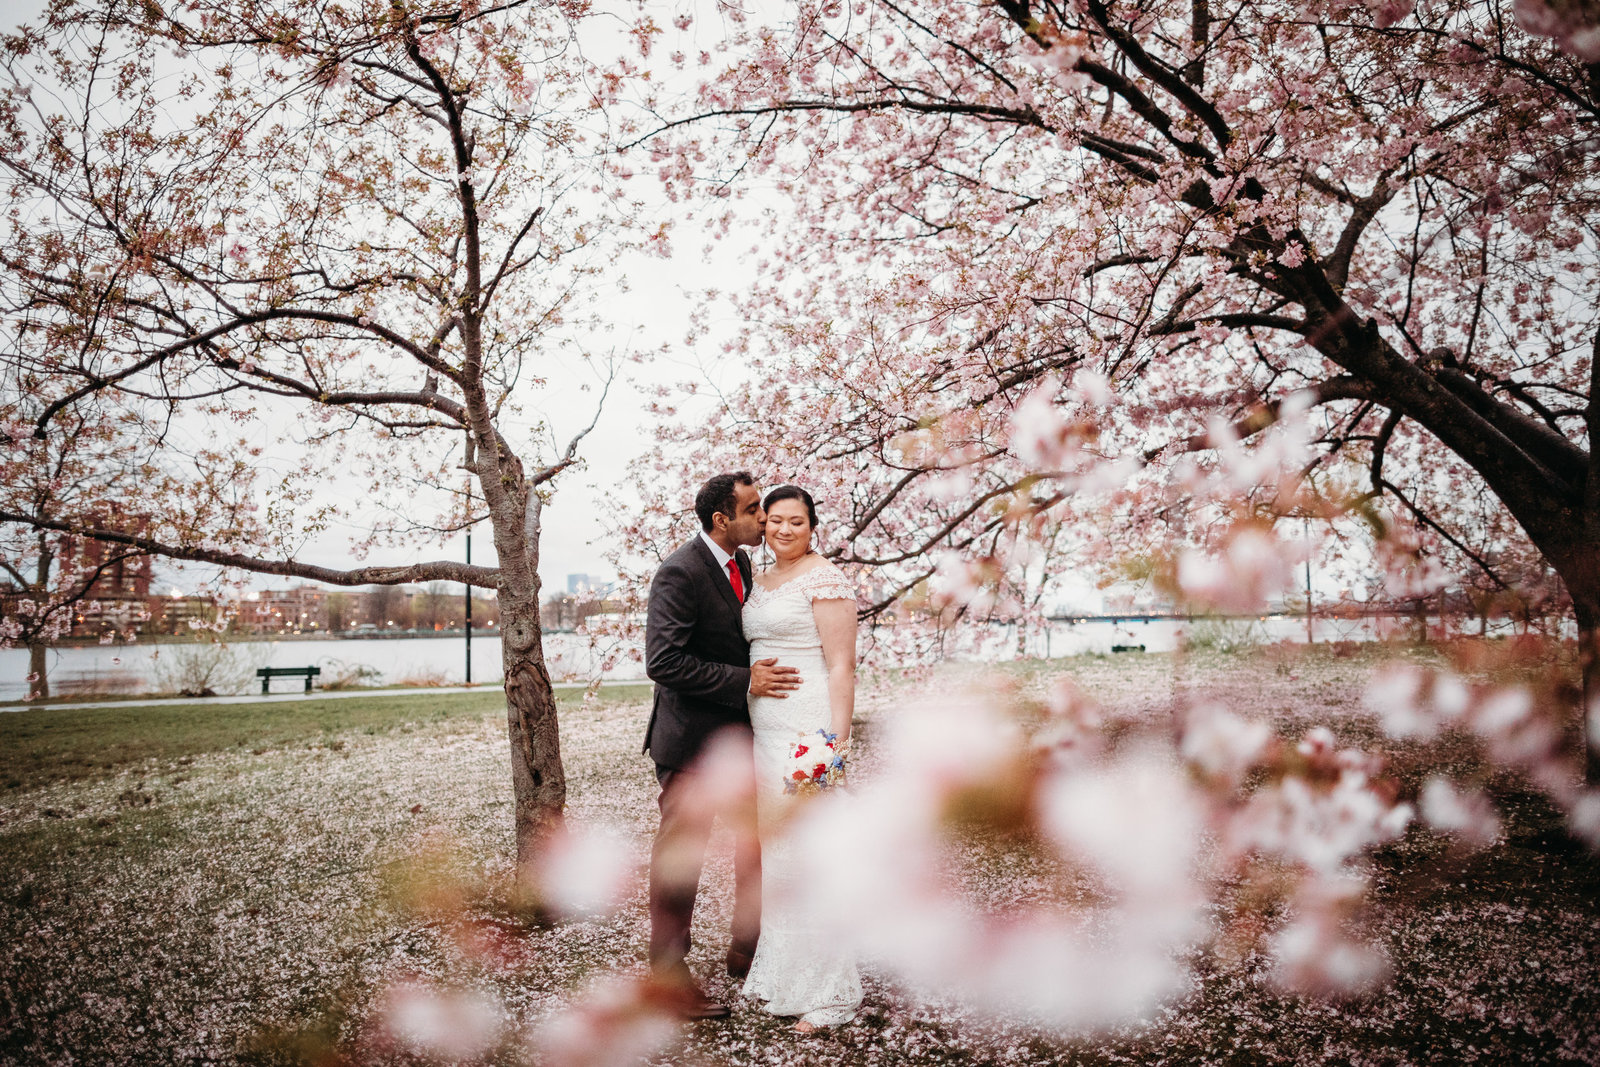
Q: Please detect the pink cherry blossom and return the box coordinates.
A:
[1419,776,1502,848]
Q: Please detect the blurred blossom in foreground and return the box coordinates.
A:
[929,552,1002,614]
[1514,0,1600,60]
[376,983,504,1062]
[650,728,759,892]
[1199,390,1315,496]
[535,976,680,1067]
[1008,376,1070,467]
[1363,661,1600,848]
[530,825,635,919]
[773,677,1428,1026]
[1269,875,1389,996]
[1227,730,1412,875]
[1174,524,1300,614]
[1569,793,1600,849]
[1180,703,1274,786]
[1418,777,1502,850]
[1036,753,1203,918]
[349,830,679,1067]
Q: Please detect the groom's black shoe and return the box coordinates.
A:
[726,947,754,979]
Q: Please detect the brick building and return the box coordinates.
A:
[235,585,331,634]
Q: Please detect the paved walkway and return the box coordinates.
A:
[0,679,648,714]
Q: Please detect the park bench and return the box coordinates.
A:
[256,666,322,694]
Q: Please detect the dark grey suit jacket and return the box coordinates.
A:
[642,536,754,771]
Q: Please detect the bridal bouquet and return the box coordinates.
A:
[783,729,847,796]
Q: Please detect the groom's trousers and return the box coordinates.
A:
[648,762,762,980]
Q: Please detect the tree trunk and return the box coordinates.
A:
[27,641,48,700]
[1498,525,1599,781]
[1581,336,1600,785]
[1561,575,1600,783]
[1538,502,1600,781]
[1575,599,1600,786]
[499,588,567,872]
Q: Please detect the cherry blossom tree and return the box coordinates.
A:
[0,386,158,699]
[0,0,634,862]
[627,0,1600,768]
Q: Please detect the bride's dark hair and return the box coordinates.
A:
[761,484,818,529]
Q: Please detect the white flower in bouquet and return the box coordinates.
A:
[785,730,841,792]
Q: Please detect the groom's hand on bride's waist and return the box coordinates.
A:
[749,658,801,698]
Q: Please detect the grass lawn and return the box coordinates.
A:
[0,685,652,794]
[1,648,1597,1065]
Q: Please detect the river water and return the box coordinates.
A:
[0,631,636,703]
[0,610,1504,704]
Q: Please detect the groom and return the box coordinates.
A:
[643,471,800,1019]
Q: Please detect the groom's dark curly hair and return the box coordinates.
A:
[695,471,755,531]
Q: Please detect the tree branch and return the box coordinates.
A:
[0,511,501,589]
[528,362,615,488]
[627,97,1049,152]
[1369,407,1403,488]
[1378,477,1512,591]
[479,206,545,311]
[1144,376,1376,461]
[1434,367,1587,491]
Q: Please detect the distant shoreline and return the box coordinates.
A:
[39,627,535,650]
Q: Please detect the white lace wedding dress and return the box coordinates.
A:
[740,563,862,1026]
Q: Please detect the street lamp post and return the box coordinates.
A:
[1304,516,1314,645]
[465,527,473,685]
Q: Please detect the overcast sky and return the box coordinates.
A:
[4,0,769,597]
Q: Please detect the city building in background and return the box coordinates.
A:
[565,572,615,596]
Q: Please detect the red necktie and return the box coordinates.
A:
[726,559,744,603]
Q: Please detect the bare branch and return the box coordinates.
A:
[1369,407,1403,488]
[1378,477,1512,591]
[480,206,546,311]
[627,97,1049,153]
[0,511,501,589]
[528,363,616,488]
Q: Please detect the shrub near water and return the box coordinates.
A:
[150,639,273,698]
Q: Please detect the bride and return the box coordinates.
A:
[740,484,862,1030]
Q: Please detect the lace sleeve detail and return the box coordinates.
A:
[796,565,855,603]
